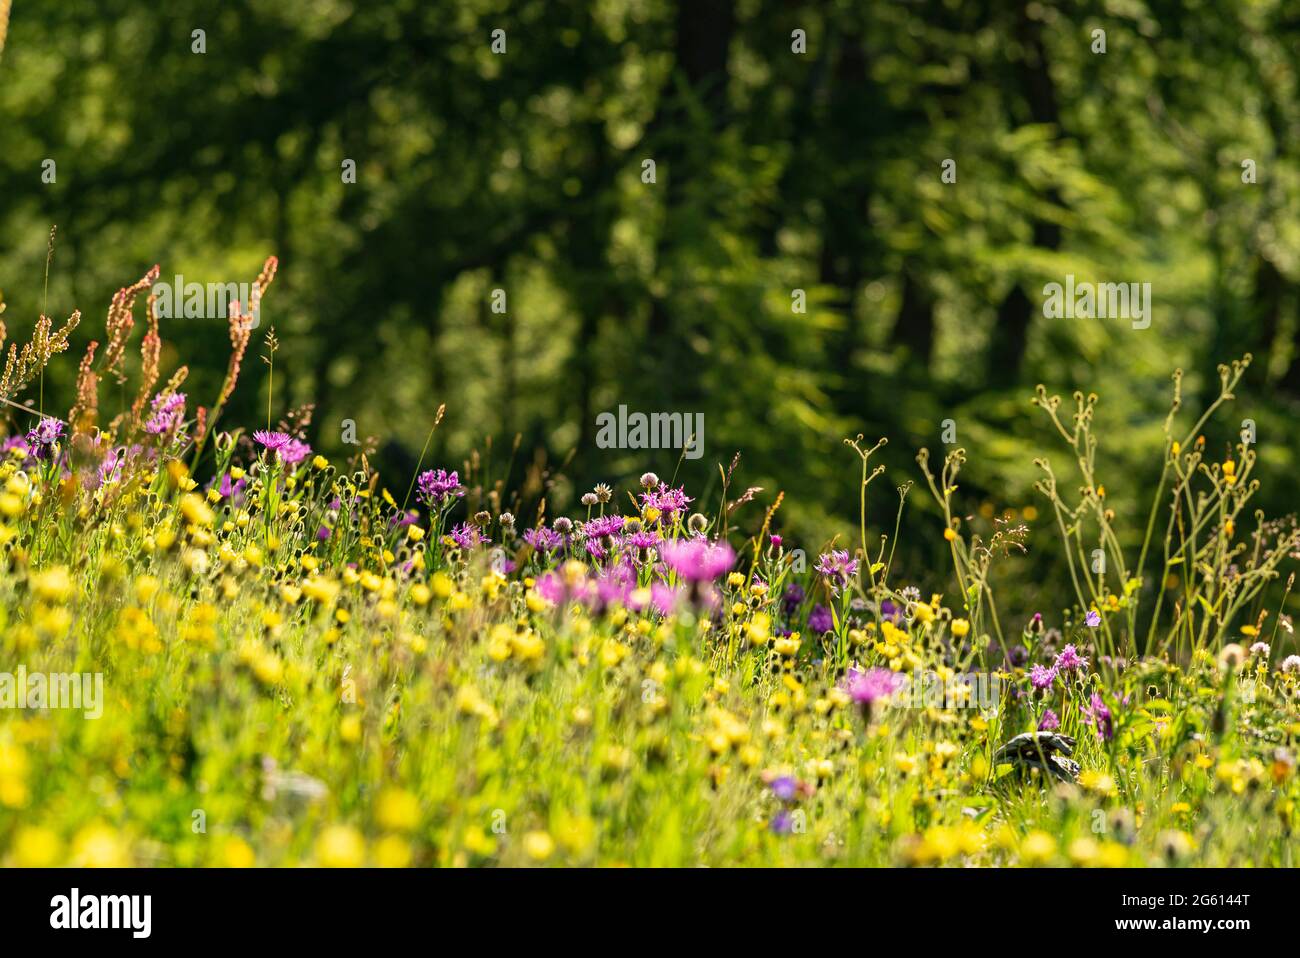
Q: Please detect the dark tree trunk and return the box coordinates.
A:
[989,2,1062,387]
[645,0,735,404]
[817,30,873,387]
[891,262,936,368]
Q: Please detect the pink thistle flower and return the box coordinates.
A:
[1029,664,1058,689]
[842,667,906,708]
[659,538,735,582]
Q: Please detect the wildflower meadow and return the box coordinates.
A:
[0,259,1295,872]
[1,5,1299,926]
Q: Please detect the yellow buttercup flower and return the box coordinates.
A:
[374,835,412,868]
[70,823,130,867]
[180,492,214,527]
[316,825,365,867]
[1020,830,1057,866]
[10,826,62,867]
[523,831,555,862]
[30,566,74,603]
[375,788,421,832]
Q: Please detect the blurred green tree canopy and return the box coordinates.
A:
[3,0,1300,616]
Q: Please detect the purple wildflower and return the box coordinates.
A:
[253,429,292,452]
[390,510,419,529]
[25,417,64,460]
[770,810,794,835]
[416,469,465,509]
[624,530,662,551]
[144,392,186,435]
[1085,609,1102,628]
[808,604,834,634]
[814,550,860,595]
[659,538,736,582]
[782,583,805,616]
[523,526,564,553]
[769,776,798,803]
[1029,664,1058,689]
[95,445,135,487]
[639,483,693,518]
[843,667,906,707]
[252,429,310,465]
[1054,644,1088,671]
[215,472,248,504]
[1084,692,1113,741]
[279,438,311,465]
[449,522,490,550]
[649,583,683,616]
[1037,709,1060,731]
[582,514,626,539]
[589,562,636,610]
[534,571,568,605]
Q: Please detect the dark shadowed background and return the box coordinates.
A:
[2,0,1299,622]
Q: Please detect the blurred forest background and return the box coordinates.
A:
[3,0,1300,619]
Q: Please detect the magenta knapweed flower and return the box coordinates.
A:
[649,582,683,616]
[1037,709,1060,731]
[1054,644,1087,671]
[534,571,569,605]
[144,392,186,434]
[253,429,291,451]
[254,429,309,464]
[625,529,661,549]
[279,438,311,465]
[523,526,564,553]
[814,550,859,595]
[782,582,805,615]
[416,469,465,508]
[390,509,419,529]
[770,776,798,803]
[843,667,906,707]
[1029,664,1058,689]
[1085,691,1114,741]
[659,538,735,582]
[95,444,145,487]
[216,472,248,502]
[639,482,693,518]
[449,522,489,550]
[581,514,625,539]
[26,417,64,459]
